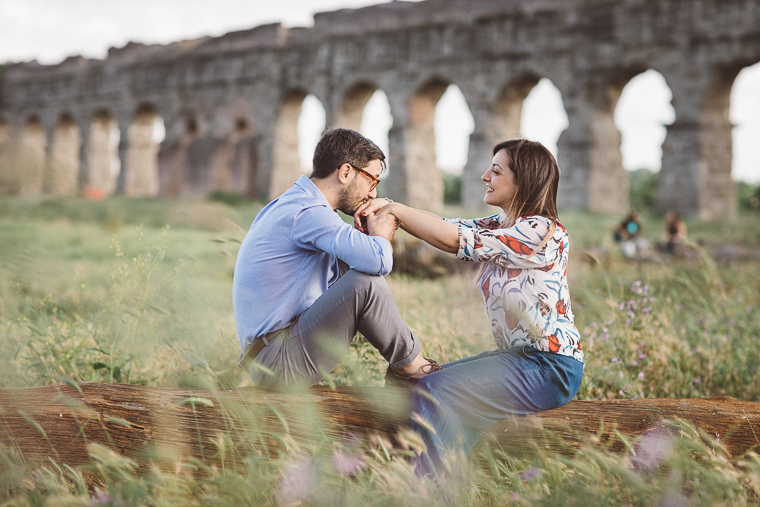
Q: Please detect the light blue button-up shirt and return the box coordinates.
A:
[232,176,393,353]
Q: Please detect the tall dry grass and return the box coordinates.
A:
[1,197,759,505]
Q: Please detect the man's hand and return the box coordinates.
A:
[366,211,399,243]
[354,198,393,233]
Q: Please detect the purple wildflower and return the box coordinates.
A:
[277,457,317,504]
[638,372,645,380]
[693,378,701,384]
[331,450,366,477]
[519,467,543,481]
[632,428,674,472]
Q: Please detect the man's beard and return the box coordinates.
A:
[336,179,369,216]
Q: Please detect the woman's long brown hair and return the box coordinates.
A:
[474,139,561,282]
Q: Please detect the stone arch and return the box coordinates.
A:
[270,90,327,198]
[334,81,393,177]
[660,63,743,218]
[86,110,120,197]
[404,77,451,209]
[461,72,542,209]
[497,74,543,139]
[125,103,163,197]
[210,98,259,197]
[334,82,377,131]
[46,112,81,196]
[158,110,200,197]
[555,68,646,213]
[730,62,760,186]
[520,78,569,158]
[17,115,47,196]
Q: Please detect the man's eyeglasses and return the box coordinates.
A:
[349,165,380,192]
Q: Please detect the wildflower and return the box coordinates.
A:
[638,372,645,380]
[618,390,624,395]
[693,378,701,384]
[519,467,543,481]
[277,456,317,505]
[625,319,631,326]
[331,449,365,477]
[631,360,639,366]
[643,307,651,315]
[638,353,646,359]
[603,366,609,370]
[632,428,674,472]
[611,357,618,363]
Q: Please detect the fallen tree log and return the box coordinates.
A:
[1,382,759,475]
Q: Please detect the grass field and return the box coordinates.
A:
[1,196,759,505]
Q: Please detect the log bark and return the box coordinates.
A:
[1,382,759,475]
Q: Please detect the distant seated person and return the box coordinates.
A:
[613,210,648,258]
[663,210,687,254]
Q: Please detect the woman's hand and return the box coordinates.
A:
[354,198,394,233]
[378,202,460,254]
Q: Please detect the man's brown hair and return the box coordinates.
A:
[311,128,386,179]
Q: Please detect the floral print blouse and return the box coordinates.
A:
[445,213,584,363]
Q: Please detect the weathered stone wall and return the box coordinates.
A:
[1,0,759,218]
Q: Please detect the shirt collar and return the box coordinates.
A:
[294,175,332,208]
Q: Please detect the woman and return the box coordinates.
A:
[360,139,584,476]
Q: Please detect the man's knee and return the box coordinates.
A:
[343,269,390,297]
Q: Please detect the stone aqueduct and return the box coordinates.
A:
[0,0,758,217]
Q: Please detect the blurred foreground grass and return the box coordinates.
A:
[1,196,759,505]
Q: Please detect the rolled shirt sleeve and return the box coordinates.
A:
[455,216,560,269]
[292,205,393,276]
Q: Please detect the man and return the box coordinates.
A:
[233,128,438,391]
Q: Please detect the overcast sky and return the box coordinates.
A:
[1,0,757,183]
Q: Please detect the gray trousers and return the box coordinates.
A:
[246,269,420,392]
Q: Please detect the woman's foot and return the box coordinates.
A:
[385,358,443,388]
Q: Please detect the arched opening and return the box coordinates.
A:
[614,70,675,210]
[0,118,12,194]
[360,89,392,165]
[297,94,327,173]
[17,117,46,196]
[402,79,473,209]
[334,83,392,181]
[125,104,163,197]
[435,85,475,205]
[335,83,391,160]
[335,83,376,132]
[86,111,120,197]
[460,74,539,209]
[271,92,325,199]
[158,112,198,197]
[615,70,675,172]
[47,113,80,196]
[730,62,760,186]
[520,78,569,158]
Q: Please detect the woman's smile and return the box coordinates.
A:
[482,149,517,209]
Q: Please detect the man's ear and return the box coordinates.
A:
[336,163,354,184]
